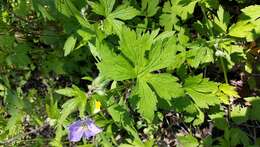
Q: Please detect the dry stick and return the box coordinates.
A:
[0,123,49,145]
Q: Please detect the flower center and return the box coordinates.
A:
[81,123,89,131]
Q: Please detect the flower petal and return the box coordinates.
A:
[68,120,84,142]
[83,129,96,139]
[88,122,102,134]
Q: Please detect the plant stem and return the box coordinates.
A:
[220,57,228,84]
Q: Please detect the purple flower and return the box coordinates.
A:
[68,118,102,142]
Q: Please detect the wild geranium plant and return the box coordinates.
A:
[1,0,260,147]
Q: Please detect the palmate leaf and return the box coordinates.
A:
[92,27,180,122]
[184,75,221,108]
[231,105,248,124]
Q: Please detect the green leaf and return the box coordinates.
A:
[228,21,255,40]
[145,37,178,72]
[109,5,139,20]
[193,107,204,125]
[184,75,220,108]
[214,6,230,32]
[96,42,136,81]
[120,139,154,147]
[228,5,260,41]
[118,27,151,68]
[186,40,214,68]
[159,0,197,30]
[89,1,138,34]
[240,5,260,21]
[88,0,115,16]
[108,104,139,138]
[219,84,239,98]
[55,88,76,97]
[202,0,219,9]
[147,73,184,100]
[184,75,219,93]
[63,35,77,56]
[231,105,248,124]
[177,134,199,147]
[160,13,178,31]
[88,1,106,16]
[230,128,250,146]
[186,88,220,108]
[141,0,160,17]
[6,44,31,67]
[246,97,260,121]
[6,109,24,136]
[100,0,116,16]
[56,86,88,123]
[63,0,90,28]
[135,78,157,122]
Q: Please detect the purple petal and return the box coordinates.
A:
[88,121,102,134]
[83,130,96,139]
[69,120,84,130]
[83,118,102,139]
[68,120,84,142]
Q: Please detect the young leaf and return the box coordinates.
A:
[63,34,77,56]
